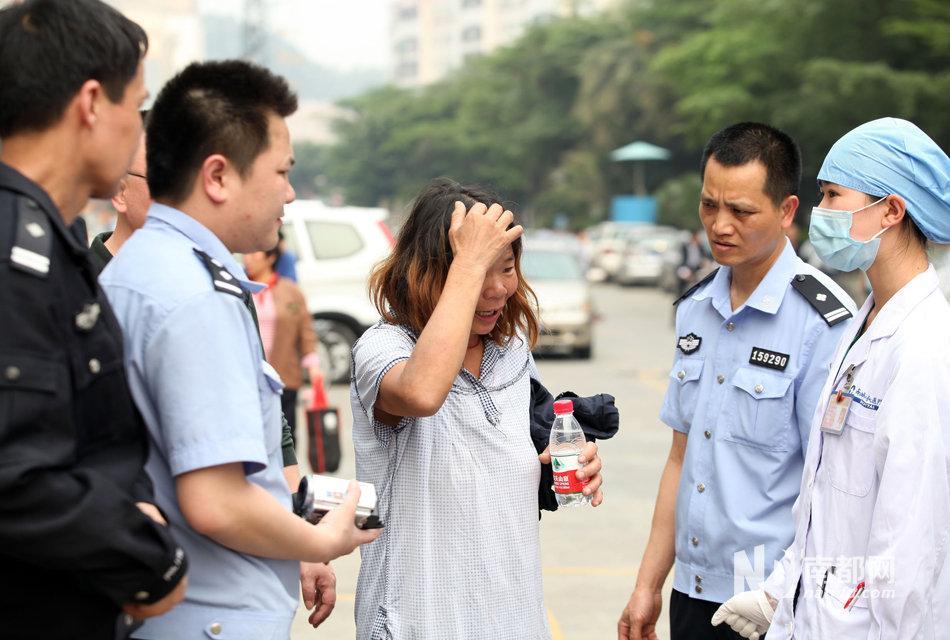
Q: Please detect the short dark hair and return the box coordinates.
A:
[0,0,147,137]
[368,177,539,349]
[146,59,298,203]
[700,122,802,208]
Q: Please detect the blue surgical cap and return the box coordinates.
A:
[818,117,950,243]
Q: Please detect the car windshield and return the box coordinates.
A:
[520,250,583,281]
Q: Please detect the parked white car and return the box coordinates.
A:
[279,200,395,383]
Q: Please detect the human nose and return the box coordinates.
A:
[482,273,507,299]
[709,208,734,236]
[286,182,296,204]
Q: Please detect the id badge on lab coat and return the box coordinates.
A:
[820,391,852,435]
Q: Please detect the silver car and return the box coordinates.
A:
[520,243,594,359]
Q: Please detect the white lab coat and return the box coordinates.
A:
[764,265,950,639]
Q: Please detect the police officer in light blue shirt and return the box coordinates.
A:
[100,60,380,640]
[618,122,856,640]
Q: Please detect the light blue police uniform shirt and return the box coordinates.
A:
[661,238,855,604]
[100,204,298,639]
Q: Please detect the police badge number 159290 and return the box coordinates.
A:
[821,364,856,436]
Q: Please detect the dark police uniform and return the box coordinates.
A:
[0,162,186,639]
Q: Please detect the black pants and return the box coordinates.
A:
[281,388,299,445]
[670,589,758,640]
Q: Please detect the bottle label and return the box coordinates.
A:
[551,453,590,494]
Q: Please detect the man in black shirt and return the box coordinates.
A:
[0,1,188,637]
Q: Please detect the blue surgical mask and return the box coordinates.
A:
[809,197,887,272]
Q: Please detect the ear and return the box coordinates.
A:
[779,194,799,229]
[201,154,231,204]
[881,194,906,229]
[76,79,104,130]
[111,178,130,214]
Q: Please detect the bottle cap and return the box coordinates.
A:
[553,398,574,414]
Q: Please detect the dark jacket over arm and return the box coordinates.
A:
[529,376,619,512]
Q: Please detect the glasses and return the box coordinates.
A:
[127,171,147,179]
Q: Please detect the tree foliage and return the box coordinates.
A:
[316,0,950,229]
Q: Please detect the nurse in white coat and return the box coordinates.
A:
[712,117,950,639]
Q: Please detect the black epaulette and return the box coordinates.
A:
[192,248,244,298]
[673,267,719,306]
[790,273,852,326]
[9,196,52,278]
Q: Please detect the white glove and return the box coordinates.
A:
[710,589,774,640]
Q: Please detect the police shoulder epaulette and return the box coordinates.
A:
[192,248,244,298]
[790,273,852,326]
[673,267,719,307]
[9,196,52,278]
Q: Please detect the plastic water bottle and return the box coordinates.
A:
[550,398,591,507]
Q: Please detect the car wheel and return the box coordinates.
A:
[573,344,592,359]
[313,319,358,384]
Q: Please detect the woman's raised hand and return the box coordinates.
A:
[449,200,523,273]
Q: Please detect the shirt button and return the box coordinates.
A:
[134,590,149,601]
[677,370,686,380]
[5,366,20,381]
[695,575,702,584]
[726,322,735,331]
[692,537,699,546]
[716,374,724,384]
[808,477,814,488]
[754,384,764,393]
[210,622,222,635]
[695,585,703,594]
[697,483,706,493]
[88,358,101,374]
[704,430,711,439]
[800,549,805,560]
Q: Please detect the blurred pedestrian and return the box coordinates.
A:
[676,229,706,297]
[619,122,855,640]
[0,1,188,638]
[351,178,604,639]
[100,59,380,639]
[275,230,298,281]
[244,234,323,439]
[714,117,950,639]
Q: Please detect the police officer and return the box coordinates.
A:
[714,119,950,639]
[618,122,856,640]
[99,60,380,639]
[86,103,338,631]
[0,1,187,638]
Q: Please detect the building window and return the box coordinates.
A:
[396,38,417,54]
[461,25,482,42]
[395,61,418,79]
[397,6,418,20]
[462,0,482,7]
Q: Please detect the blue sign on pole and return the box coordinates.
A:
[611,195,657,223]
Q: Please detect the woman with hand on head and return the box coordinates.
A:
[351,178,604,640]
[713,118,950,639]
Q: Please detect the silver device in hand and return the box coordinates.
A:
[292,474,383,529]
